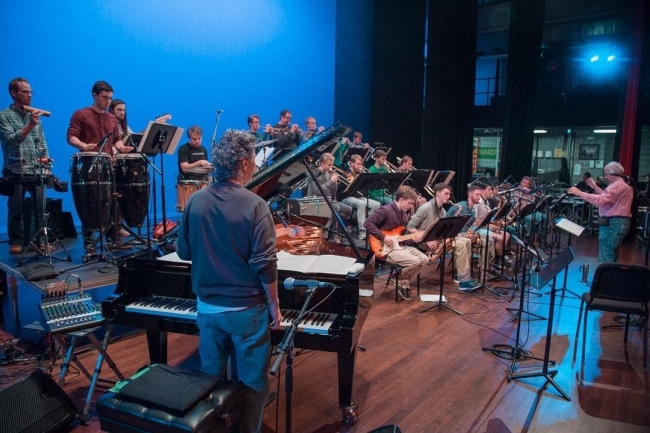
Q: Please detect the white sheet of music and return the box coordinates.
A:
[555,218,585,237]
[277,251,362,275]
[159,251,363,276]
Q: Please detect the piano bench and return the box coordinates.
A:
[96,366,244,433]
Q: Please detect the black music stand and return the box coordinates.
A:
[402,169,434,197]
[344,172,409,200]
[138,122,183,239]
[430,170,456,186]
[347,147,371,164]
[508,246,574,401]
[419,215,471,315]
[548,218,584,299]
[489,200,514,281]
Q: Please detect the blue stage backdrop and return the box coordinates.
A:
[0,0,337,233]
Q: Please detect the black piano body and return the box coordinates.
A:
[102,121,374,422]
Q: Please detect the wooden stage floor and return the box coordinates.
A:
[1,233,649,433]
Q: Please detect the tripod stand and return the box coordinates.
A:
[507,246,574,400]
[18,154,71,267]
[505,200,546,322]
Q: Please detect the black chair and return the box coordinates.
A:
[574,262,650,370]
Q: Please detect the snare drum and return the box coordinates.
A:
[114,154,150,227]
[70,152,113,230]
[176,180,208,212]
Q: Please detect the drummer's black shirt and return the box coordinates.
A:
[177,142,209,181]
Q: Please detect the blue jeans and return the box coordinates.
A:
[197,303,271,433]
[598,217,630,262]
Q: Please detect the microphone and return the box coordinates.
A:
[217,109,224,114]
[284,278,336,291]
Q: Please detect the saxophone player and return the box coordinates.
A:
[338,154,381,240]
[446,184,496,275]
[477,181,512,269]
[407,183,481,292]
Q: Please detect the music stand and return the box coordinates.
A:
[430,170,456,186]
[549,218,584,299]
[473,207,500,295]
[419,215,471,315]
[509,246,574,401]
[138,122,183,239]
[347,147,371,164]
[402,169,434,197]
[344,172,409,198]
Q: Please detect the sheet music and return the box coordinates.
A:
[277,251,363,275]
[159,251,364,276]
[555,218,585,237]
[255,146,275,168]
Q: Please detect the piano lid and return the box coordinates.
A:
[245,121,351,201]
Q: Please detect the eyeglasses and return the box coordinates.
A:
[18,90,34,95]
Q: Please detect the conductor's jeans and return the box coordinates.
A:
[598,216,630,262]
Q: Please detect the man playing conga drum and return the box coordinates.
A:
[67,80,133,257]
[176,125,211,211]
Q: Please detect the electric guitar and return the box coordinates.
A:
[368,226,420,259]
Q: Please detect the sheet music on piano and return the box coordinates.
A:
[277,251,364,276]
[158,251,364,276]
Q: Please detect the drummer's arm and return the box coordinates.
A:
[67,135,96,152]
[114,138,133,153]
[181,160,210,172]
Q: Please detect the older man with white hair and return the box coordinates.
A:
[568,161,633,262]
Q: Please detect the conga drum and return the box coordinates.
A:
[70,152,113,230]
[176,180,208,212]
[114,153,150,227]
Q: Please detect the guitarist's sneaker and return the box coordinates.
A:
[459,279,481,292]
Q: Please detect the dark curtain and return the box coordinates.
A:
[371,0,427,159]
[500,0,545,183]
[334,0,375,135]
[422,0,478,200]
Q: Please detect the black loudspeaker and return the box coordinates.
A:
[0,370,77,433]
[22,198,68,241]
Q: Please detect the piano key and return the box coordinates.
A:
[279,309,337,335]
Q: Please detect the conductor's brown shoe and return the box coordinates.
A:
[9,244,22,254]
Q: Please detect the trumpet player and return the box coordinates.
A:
[301,116,324,142]
[338,154,380,240]
[368,149,392,205]
[0,77,51,255]
[408,183,481,292]
[268,109,300,154]
[306,152,353,243]
[350,131,371,149]
[247,114,271,143]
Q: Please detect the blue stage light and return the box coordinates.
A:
[607,55,616,62]
[590,55,600,63]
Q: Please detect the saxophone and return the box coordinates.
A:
[464,203,491,244]
[426,204,461,260]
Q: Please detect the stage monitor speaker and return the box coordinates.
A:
[0,369,77,433]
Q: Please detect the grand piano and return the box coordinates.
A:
[102,122,374,423]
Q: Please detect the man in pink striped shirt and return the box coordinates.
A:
[568,161,633,262]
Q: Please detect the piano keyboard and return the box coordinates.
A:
[123,297,337,334]
[125,295,198,320]
[279,309,337,335]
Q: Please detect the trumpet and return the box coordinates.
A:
[395,156,416,171]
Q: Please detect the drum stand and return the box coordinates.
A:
[18,156,71,267]
[102,165,146,250]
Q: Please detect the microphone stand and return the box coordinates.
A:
[270,287,317,433]
[139,153,161,258]
[210,111,223,150]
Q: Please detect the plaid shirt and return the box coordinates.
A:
[0,104,49,176]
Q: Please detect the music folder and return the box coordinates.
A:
[138,121,184,156]
[343,172,409,197]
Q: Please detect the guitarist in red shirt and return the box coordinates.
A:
[365,186,428,301]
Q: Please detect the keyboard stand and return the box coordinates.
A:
[53,324,125,423]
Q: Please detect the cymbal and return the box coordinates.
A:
[254,139,277,148]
